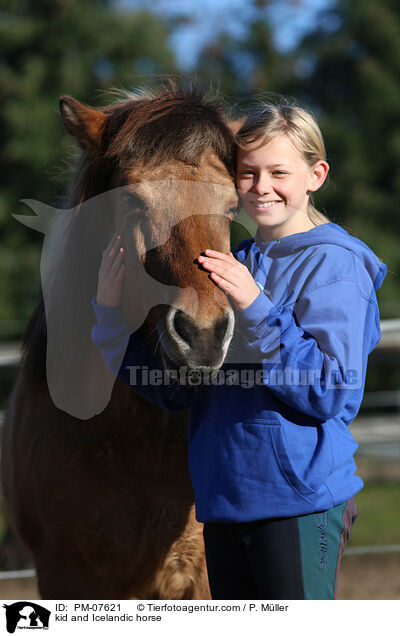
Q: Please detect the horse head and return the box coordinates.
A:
[14,84,241,419]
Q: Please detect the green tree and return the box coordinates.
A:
[284,0,400,313]
[0,0,176,332]
[196,13,296,99]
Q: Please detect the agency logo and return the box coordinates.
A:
[2,602,50,633]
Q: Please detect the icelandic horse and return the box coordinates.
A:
[1,82,240,599]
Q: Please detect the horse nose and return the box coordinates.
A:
[167,306,233,368]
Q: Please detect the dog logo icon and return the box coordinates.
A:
[2,602,50,633]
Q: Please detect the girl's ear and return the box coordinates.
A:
[308,160,329,192]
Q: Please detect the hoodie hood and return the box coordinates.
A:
[250,222,387,292]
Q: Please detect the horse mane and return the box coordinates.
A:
[19,80,236,419]
[101,82,235,173]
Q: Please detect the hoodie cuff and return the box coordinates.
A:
[91,295,125,328]
[235,290,275,332]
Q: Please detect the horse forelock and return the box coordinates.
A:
[100,85,235,175]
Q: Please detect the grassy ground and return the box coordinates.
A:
[347,481,400,547]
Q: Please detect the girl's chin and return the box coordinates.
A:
[249,215,285,227]
[244,203,285,219]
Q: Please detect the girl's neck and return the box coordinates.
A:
[258,214,316,242]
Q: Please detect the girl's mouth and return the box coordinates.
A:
[252,200,282,210]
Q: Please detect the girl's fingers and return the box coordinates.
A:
[109,247,125,278]
[200,259,240,285]
[102,235,122,272]
[199,255,235,271]
[203,256,231,267]
[104,233,118,253]
[104,234,120,256]
[209,272,232,294]
[112,264,125,288]
[108,235,121,257]
[109,233,118,246]
[203,249,235,263]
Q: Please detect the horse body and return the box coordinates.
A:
[1,84,238,599]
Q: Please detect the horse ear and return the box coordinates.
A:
[59,95,108,155]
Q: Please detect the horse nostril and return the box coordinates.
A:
[173,309,196,346]
[172,309,231,354]
[213,314,230,344]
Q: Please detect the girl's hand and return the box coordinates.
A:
[197,249,261,311]
[96,233,125,306]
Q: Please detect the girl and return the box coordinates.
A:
[91,97,387,600]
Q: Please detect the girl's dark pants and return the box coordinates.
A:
[202,497,358,600]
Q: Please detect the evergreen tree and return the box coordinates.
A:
[287,0,400,312]
[0,0,176,329]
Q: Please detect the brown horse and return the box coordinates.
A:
[1,83,239,599]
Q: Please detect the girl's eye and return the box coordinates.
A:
[273,171,287,175]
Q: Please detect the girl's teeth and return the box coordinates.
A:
[255,201,280,208]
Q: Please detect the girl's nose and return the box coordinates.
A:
[250,174,273,195]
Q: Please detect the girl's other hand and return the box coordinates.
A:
[96,233,125,306]
[197,249,261,311]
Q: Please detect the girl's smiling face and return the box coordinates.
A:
[236,134,329,240]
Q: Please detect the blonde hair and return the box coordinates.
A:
[235,96,330,226]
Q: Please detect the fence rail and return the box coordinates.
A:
[1,318,400,368]
[1,544,400,582]
[0,569,36,581]
[345,544,400,556]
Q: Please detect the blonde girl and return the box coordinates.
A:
[92,96,386,599]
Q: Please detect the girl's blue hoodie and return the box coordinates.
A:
[91,222,387,522]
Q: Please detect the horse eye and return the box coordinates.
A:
[121,192,146,213]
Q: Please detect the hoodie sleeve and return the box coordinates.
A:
[91,296,195,412]
[234,268,380,422]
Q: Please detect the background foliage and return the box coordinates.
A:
[1,0,399,336]
[0,1,399,599]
